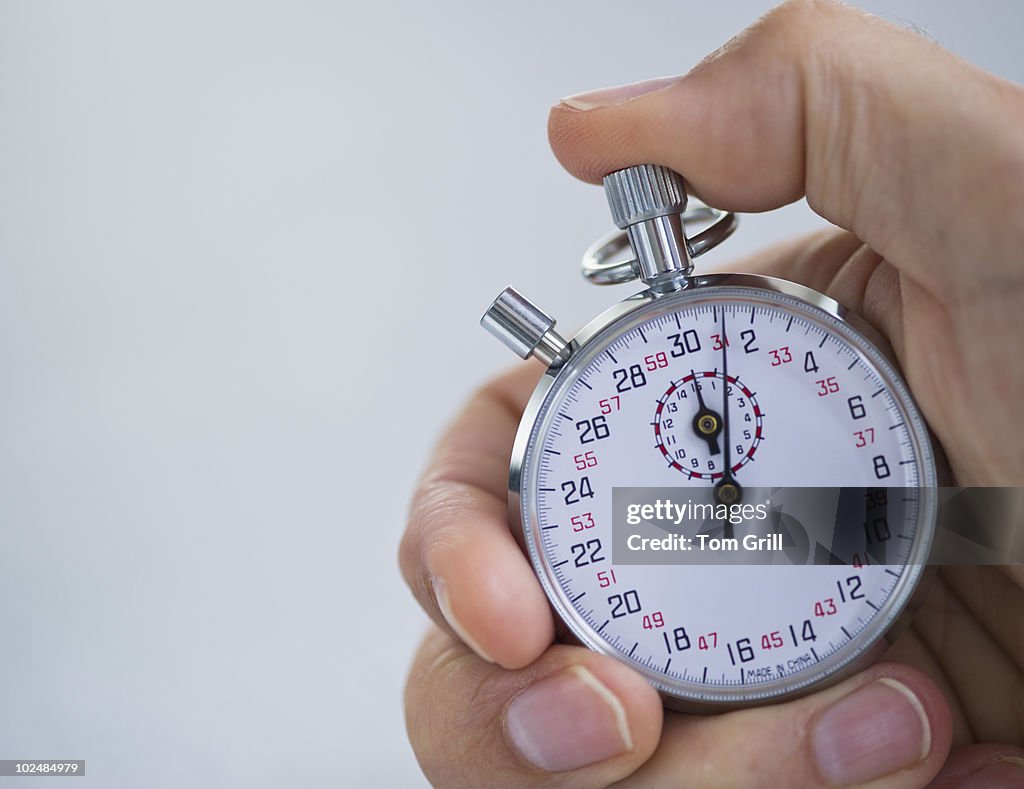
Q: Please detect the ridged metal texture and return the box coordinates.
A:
[603,164,688,229]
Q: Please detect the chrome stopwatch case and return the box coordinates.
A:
[481,165,936,711]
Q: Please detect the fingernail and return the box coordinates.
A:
[812,678,931,785]
[506,665,633,772]
[560,75,681,111]
[961,756,1024,789]
[430,576,495,664]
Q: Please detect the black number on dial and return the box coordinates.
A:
[612,365,647,392]
[561,476,594,505]
[576,416,611,444]
[668,330,701,357]
[570,539,604,567]
[609,590,642,618]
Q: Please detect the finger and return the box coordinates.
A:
[620,662,952,789]
[903,568,1024,746]
[548,0,1024,293]
[928,744,1024,788]
[404,625,663,788]
[714,226,910,356]
[399,364,556,669]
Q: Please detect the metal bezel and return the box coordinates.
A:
[507,274,938,712]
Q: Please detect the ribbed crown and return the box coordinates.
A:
[603,165,688,229]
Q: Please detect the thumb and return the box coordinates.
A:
[405,626,664,788]
[622,661,953,789]
[548,0,1024,292]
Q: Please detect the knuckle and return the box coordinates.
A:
[397,518,422,590]
[400,480,469,594]
[752,0,859,55]
[768,0,849,27]
[404,632,514,786]
[745,1,851,59]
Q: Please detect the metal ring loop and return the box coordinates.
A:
[581,203,738,285]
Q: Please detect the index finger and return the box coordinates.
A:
[399,364,555,669]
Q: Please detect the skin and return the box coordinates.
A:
[400,2,1024,786]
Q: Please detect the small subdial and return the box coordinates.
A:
[653,371,763,480]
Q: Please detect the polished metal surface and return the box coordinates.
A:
[582,204,738,288]
[603,164,688,229]
[480,287,569,367]
[505,274,938,711]
[482,161,937,710]
[593,165,738,289]
[627,214,693,287]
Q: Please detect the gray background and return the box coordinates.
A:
[1,1,1021,786]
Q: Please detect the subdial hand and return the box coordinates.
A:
[690,369,722,455]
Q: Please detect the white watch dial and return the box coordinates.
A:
[520,288,935,704]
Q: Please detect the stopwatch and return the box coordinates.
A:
[480,165,937,710]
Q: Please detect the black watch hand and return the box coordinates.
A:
[690,369,722,455]
[715,312,742,518]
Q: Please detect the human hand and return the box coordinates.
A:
[402,2,1024,786]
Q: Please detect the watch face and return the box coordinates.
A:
[514,281,936,706]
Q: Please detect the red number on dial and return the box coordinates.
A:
[644,352,669,371]
[853,428,875,448]
[573,451,598,470]
[768,346,793,366]
[596,569,618,588]
[814,598,838,617]
[642,612,665,630]
[570,513,595,532]
[816,376,840,396]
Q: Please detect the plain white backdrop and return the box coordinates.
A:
[1,1,1021,786]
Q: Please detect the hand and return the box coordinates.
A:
[714,312,741,516]
[689,367,722,456]
[401,2,1024,786]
